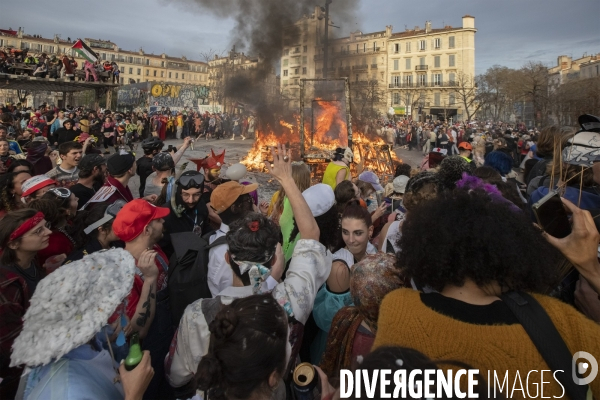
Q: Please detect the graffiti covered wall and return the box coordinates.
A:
[117,82,210,112]
[149,83,209,112]
[117,82,149,110]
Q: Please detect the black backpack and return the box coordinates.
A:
[167,231,227,326]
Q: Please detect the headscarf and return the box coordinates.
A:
[320,253,406,378]
[350,253,405,332]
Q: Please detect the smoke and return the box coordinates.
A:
[168,0,359,66]
[165,0,360,129]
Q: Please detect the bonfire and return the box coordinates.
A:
[242,99,399,185]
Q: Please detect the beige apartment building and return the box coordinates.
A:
[280,10,476,120]
[548,53,600,87]
[0,28,209,105]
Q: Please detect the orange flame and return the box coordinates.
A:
[242,100,399,183]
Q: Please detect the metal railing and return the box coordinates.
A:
[388,81,458,88]
[352,65,368,70]
[415,65,428,71]
[371,64,378,69]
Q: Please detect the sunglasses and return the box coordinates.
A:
[48,187,71,199]
[177,173,205,189]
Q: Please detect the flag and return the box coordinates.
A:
[71,39,98,63]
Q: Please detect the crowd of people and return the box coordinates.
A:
[0,100,599,400]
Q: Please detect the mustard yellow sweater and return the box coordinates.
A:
[374,289,600,399]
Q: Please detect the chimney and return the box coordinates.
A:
[385,25,393,37]
[462,15,475,29]
[425,21,432,33]
[17,27,23,39]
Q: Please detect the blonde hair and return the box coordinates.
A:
[272,163,310,217]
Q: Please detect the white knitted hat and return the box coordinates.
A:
[10,248,136,368]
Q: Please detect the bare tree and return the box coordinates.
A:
[476,65,514,121]
[454,71,481,121]
[16,89,30,105]
[509,62,550,127]
[350,80,386,120]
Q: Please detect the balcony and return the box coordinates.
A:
[388,81,458,88]
[313,47,383,61]
[415,65,428,71]
[352,64,368,70]
[371,64,378,69]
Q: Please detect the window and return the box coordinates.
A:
[449,73,456,84]
[129,67,133,74]
[302,56,307,64]
[283,49,289,56]
[418,74,427,85]
[434,92,441,106]
[161,71,164,78]
[419,57,425,66]
[394,43,400,53]
[405,58,411,70]
[182,74,185,79]
[128,56,133,63]
[363,43,367,52]
[161,61,165,67]
[449,92,456,105]
[393,93,401,104]
[433,73,442,86]
[419,40,426,50]
[449,55,455,67]
[404,75,413,85]
[295,47,300,53]
[146,70,149,76]
[449,36,455,48]
[294,68,299,75]
[393,59,399,71]
[283,59,288,67]
[434,56,440,68]
[146,59,150,65]
[303,45,307,52]
[392,75,401,85]
[176,73,179,79]
[406,42,411,52]
[434,38,441,49]
[283,70,288,77]
[153,70,157,77]
[373,42,377,50]
[137,68,141,75]
[302,67,307,75]
[169,72,172,78]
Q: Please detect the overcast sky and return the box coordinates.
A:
[2,0,598,74]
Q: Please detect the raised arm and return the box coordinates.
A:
[265,144,319,241]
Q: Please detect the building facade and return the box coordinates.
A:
[280,10,476,121]
[0,28,209,107]
[548,53,600,88]
[206,48,280,113]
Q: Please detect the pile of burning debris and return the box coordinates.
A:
[241,103,398,184]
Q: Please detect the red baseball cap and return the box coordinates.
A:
[113,199,170,242]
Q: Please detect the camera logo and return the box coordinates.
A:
[572,351,598,385]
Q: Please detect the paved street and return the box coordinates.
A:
[127,136,422,199]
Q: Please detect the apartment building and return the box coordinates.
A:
[387,16,475,120]
[548,53,600,87]
[280,11,476,120]
[207,47,279,112]
[0,28,209,105]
